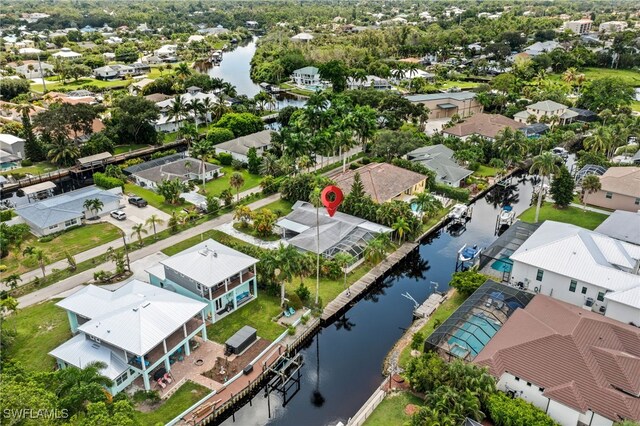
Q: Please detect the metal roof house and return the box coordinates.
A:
[276,201,392,260]
[146,239,259,323]
[595,210,640,246]
[406,144,472,188]
[474,295,640,426]
[406,91,483,120]
[15,185,122,236]
[125,155,222,189]
[50,280,208,394]
[508,220,640,326]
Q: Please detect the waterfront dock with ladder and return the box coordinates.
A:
[321,242,419,323]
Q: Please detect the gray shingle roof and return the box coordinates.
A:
[406,144,472,184]
[595,211,640,246]
[16,185,120,228]
[214,130,272,156]
[133,158,221,184]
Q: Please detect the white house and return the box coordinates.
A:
[214,130,272,162]
[154,44,177,57]
[347,75,392,90]
[509,220,640,326]
[290,66,323,88]
[291,32,314,42]
[15,186,122,236]
[11,60,54,79]
[51,47,82,60]
[50,280,208,394]
[125,156,222,190]
[154,88,219,132]
[513,100,578,125]
[0,133,25,164]
[475,295,640,426]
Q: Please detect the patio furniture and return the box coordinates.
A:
[163,373,173,384]
[156,379,166,389]
[283,309,291,318]
[288,307,295,316]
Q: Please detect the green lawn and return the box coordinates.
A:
[518,202,607,230]
[114,144,151,154]
[420,208,451,233]
[202,167,262,197]
[134,381,210,425]
[364,391,424,426]
[0,222,122,276]
[581,67,640,87]
[161,229,251,256]
[206,294,286,343]
[632,101,640,112]
[5,300,70,371]
[233,222,280,241]
[473,165,500,178]
[124,183,187,214]
[0,162,57,176]
[259,198,294,217]
[438,80,481,89]
[31,78,130,93]
[399,291,466,369]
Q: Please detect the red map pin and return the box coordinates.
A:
[321,185,344,217]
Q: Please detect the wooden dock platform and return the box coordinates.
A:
[413,293,446,319]
[321,242,418,323]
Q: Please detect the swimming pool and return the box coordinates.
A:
[0,162,17,170]
[447,314,501,358]
[410,202,420,213]
[490,255,513,273]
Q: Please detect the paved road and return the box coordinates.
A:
[17,193,280,308]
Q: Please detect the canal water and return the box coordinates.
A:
[221,174,536,426]
[203,37,307,110]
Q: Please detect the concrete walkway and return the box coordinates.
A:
[17,193,280,308]
[569,203,612,215]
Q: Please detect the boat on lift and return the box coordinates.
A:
[448,204,471,220]
[498,205,516,226]
[458,244,482,263]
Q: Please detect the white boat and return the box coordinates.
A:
[448,203,469,220]
[533,183,550,195]
[498,206,516,226]
[458,244,482,262]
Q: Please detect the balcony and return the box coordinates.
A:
[206,271,255,300]
[129,317,204,367]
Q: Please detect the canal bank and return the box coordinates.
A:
[207,173,535,426]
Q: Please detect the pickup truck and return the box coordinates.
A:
[128,197,148,207]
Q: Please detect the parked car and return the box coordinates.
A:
[110,210,126,220]
[128,197,148,207]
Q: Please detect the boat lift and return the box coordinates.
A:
[495,205,516,235]
[264,352,304,418]
[456,244,483,271]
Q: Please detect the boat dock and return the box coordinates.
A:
[321,242,419,323]
[413,292,446,319]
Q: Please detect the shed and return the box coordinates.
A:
[225,326,257,355]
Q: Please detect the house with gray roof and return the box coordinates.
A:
[406,91,483,120]
[214,130,273,162]
[126,155,222,189]
[146,239,259,323]
[291,66,324,88]
[595,210,640,246]
[15,185,122,236]
[50,280,208,394]
[276,201,391,261]
[514,100,578,125]
[406,144,472,187]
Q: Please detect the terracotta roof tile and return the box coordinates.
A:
[333,163,427,203]
[475,295,640,422]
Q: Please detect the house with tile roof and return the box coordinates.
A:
[146,239,258,322]
[332,162,428,203]
[475,294,640,426]
[50,280,208,394]
[508,220,640,326]
[442,113,525,141]
[406,144,472,187]
[586,167,640,212]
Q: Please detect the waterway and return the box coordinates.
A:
[220,174,536,426]
[202,37,307,110]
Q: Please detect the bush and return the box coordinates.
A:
[218,152,233,166]
[93,172,124,190]
[468,161,480,171]
[487,392,559,426]
[449,270,486,297]
[150,149,177,160]
[206,128,235,145]
[391,158,436,189]
[38,235,54,243]
[132,390,161,404]
[411,331,425,350]
[20,159,33,167]
[433,183,470,202]
[0,211,12,222]
[287,292,304,310]
[287,325,296,335]
[489,158,505,169]
[295,283,311,303]
[300,314,309,325]
[231,159,244,170]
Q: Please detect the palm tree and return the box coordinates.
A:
[413,192,442,218]
[2,273,22,291]
[584,126,612,157]
[167,95,186,130]
[581,175,601,211]
[131,223,148,246]
[333,252,354,290]
[391,67,406,82]
[56,361,113,415]
[200,97,214,125]
[23,246,49,279]
[145,214,165,239]
[392,217,411,243]
[211,96,229,122]
[259,153,282,177]
[598,109,613,126]
[529,151,561,223]
[47,138,80,166]
[187,98,205,131]
[174,62,192,80]
[190,138,214,185]
[178,121,198,150]
[229,172,244,202]
[496,128,528,168]
[364,234,392,264]
[83,198,104,219]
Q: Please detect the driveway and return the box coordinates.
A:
[424,118,451,135]
[102,202,171,239]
